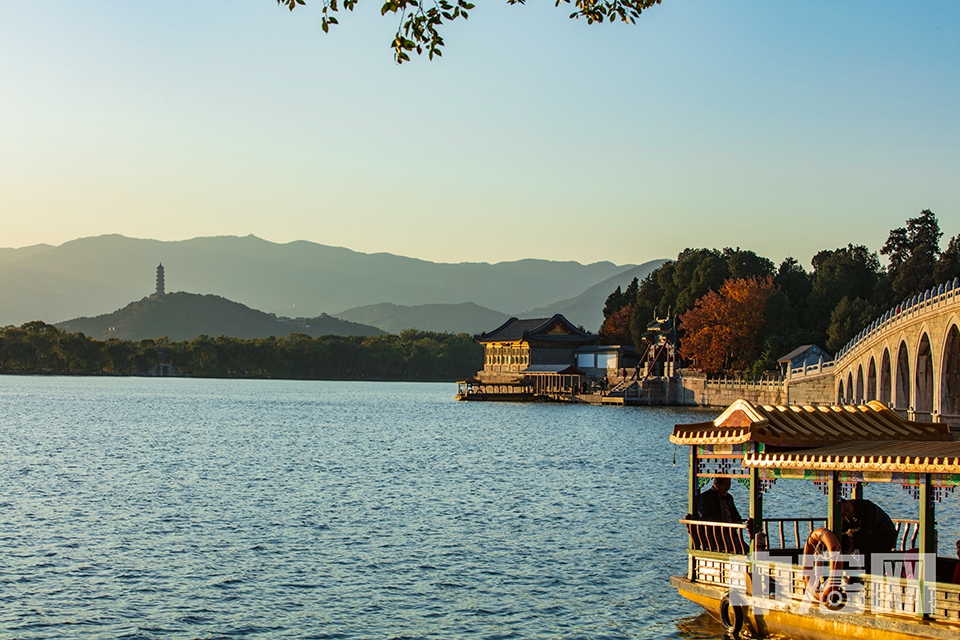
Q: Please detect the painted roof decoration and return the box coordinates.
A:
[670,399,951,448]
[474,314,594,344]
[742,440,960,474]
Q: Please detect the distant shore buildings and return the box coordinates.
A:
[458,315,641,402]
[456,313,836,410]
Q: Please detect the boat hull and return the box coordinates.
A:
[671,576,960,640]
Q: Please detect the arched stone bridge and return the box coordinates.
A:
[832,277,960,425]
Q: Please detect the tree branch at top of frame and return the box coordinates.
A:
[277,0,663,63]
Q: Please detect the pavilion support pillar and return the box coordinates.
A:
[853,482,865,500]
[749,463,763,555]
[827,471,843,539]
[918,473,935,620]
[688,446,699,579]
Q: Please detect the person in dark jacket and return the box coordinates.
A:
[698,477,743,523]
[696,477,747,553]
[840,499,898,558]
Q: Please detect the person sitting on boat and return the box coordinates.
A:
[698,477,742,523]
[696,477,748,553]
[840,499,898,560]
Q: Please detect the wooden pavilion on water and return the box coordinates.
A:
[671,398,960,639]
[457,315,595,401]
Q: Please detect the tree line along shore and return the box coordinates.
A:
[600,209,959,377]
[0,325,483,382]
[3,209,957,383]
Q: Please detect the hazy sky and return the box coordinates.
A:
[1,1,958,267]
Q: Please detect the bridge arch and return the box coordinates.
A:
[855,364,864,403]
[915,332,934,421]
[879,348,891,405]
[837,379,844,404]
[867,357,877,401]
[942,322,960,422]
[846,372,854,403]
[895,341,910,411]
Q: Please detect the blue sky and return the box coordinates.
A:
[1,1,957,267]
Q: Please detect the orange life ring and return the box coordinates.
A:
[802,527,845,609]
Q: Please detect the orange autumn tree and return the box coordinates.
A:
[598,304,633,344]
[679,276,775,374]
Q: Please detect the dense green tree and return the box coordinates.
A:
[601,276,639,323]
[629,249,719,347]
[881,209,942,301]
[935,234,960,284]
[279,0,662,63]
[773,257,811,323]
[56,331,94,373]
[826,296,876,352]
[19,321,61,371]
[622,277,639,307]
[131,339,159,373]
[670,249,728,313]
[0,326,25,370]
[0,322,482,381]
[104,339,137,374]
[805,244,883,343]
[602,285,624,321]
[630,267,668,329]
[600,277,637,340]
[723,248,775,281]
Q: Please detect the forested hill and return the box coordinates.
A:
[58,292,385,341]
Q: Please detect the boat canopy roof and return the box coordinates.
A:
[743,440,960,474]
[670,399,951,448]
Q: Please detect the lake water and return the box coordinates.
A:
[3,376,952,639]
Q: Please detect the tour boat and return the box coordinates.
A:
[670,399,960,639]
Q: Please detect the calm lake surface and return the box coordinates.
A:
[4,376,948,639]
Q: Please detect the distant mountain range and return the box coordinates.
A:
[335,302,511,336]
[0,243,54,266]
[58,292,385,342]
[518,262,667,331]
[332,260,665,334]
[0,234,667,336]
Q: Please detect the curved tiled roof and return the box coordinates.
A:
[742,441,960,474]
[670,399,951,448]
[474,314,595,344]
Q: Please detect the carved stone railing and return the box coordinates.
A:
[836,277,960,363]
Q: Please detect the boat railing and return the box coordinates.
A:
[933,580,960,623]
[892,518,920,550]
[680,518,749,555]
[760,517,827,550]
[756,517,920,552]
[696,551,959,619]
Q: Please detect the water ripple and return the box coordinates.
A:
[0,376,823,638]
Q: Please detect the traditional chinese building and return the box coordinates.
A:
[477,315,595,373]
[456,315,596,399]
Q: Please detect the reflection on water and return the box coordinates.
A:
[673,613,727,638]
[0,376,829,638]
